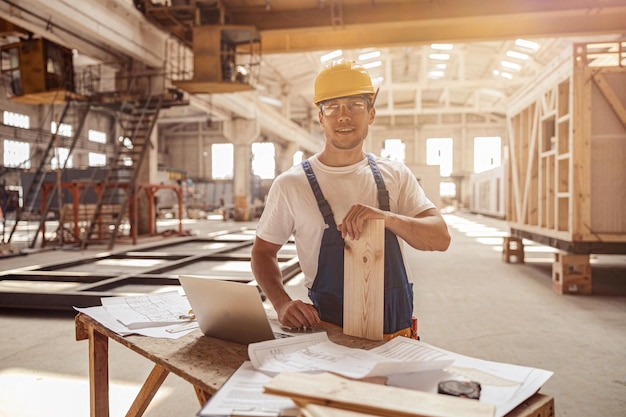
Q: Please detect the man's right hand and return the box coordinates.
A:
[277,300,321,329]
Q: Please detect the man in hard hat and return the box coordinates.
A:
[251,59,450,339]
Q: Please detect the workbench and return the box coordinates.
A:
[74,313,554,417]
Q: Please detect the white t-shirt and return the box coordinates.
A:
[255,154,435,288]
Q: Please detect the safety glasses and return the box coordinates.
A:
[320,97,371,117]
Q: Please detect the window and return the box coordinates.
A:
[426,138,453,177]
[292,151,303,166]
[212,143,234,180]
[252,142,275,180]
[51,147,72,170]
[88,129,107,144]
[381,139,405,162]
[440,181,456,198]
[3,111,29,129]
[51,121,73,137]
[474,136,502,173]
[3,139,30,168]
[88,152,106,167]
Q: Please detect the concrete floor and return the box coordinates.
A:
[1,211,625,417]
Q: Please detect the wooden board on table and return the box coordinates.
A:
[264,372,495,417]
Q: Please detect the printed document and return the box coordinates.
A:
[198,361,298,417]
[248,332,452,379]
[74,291,199,339]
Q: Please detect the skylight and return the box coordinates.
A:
[321,49,342,63]
[359,50,381,61]
[514,39,540,52]
[429,53,450,60]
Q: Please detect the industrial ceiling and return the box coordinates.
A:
[1,0,625,151]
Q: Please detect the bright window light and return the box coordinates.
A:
[429,53,450,60]
[51,121,73,137]
[431,44,454,51]
[251,142,275,180]
[381,139,405,162]
[474,137,502,173]
[515,39,540,52]
[440,181,456,197]
[3,139,30,168]
[362,60,382,69]
[359,51,380,61]
[3,111,29,129]
[88,152,106,167]
[321,49,343,63]
[501,60,522,71]
[88,129,107,144]
[212,143,234,179]
[506,50,529,60]
[292,151,303,166]
[51,147,72,170]
[426,138,453,177]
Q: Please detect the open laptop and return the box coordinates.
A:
[178,275,298,345]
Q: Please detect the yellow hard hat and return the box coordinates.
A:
[313,59,375,105]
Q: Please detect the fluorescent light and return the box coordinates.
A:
[428,70,445,78]
[500,72,514,79]
[515,39,540,52]
[431,43,453,50]
[501,60,522,71]
[429,53,450,60]
[506,50,529,60]
[362,60,382,69]
[492,69,500,76]
[321,49,343,63]
[359,50,381,61]
[435,63,447,69]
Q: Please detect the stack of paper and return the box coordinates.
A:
[74,291,199,339]
[200,334,553,417]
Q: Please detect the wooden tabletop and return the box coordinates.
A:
[75,312,385,396]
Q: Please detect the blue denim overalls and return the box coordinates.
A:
[302,154,414,334]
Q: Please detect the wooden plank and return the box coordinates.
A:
[264,372,495,417]
[125,364,169,417]
[343,219,385,341]
[572,59,592,241]
[303,404,378,417]
[88,326,109,417]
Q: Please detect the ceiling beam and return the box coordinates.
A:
[248,1,626,53]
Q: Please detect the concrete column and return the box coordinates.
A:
[275,141,299,175]
[223,117,260,220]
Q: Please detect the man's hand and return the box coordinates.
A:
[277,300,320,329]
[337,203,385,240]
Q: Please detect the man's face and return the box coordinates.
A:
[318,95,375,151]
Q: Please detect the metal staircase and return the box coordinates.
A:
[6,98,92,248]
[81,94,164,250]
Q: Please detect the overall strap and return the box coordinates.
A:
[301,160,337,227]
[366,153,390,211]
